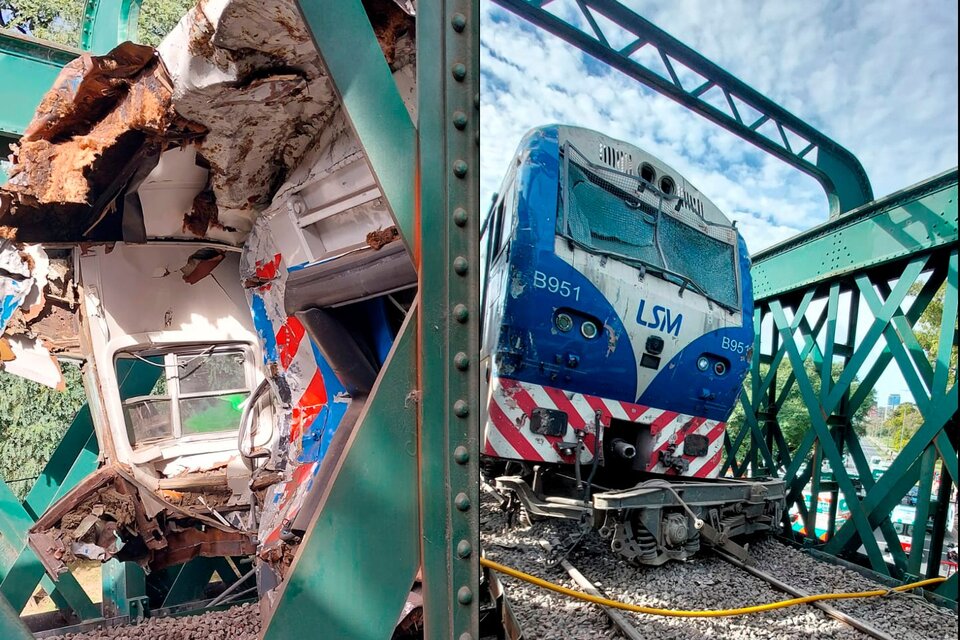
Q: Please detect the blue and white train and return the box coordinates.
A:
[481,125,784,565]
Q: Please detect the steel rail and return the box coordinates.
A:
[713,548,896,640]
[538,540,644,640]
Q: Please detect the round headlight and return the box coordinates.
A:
[714,361,727,375]
[697,356,710,371]
[555,313,573,332]
[581,321,598,339]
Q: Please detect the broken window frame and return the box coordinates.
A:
[116,343,255,449]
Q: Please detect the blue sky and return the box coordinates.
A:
[480,0,959,253]
[480,0,959,405]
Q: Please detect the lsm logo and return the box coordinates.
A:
[636,300,683,337]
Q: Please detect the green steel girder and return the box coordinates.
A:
[0,0,141,137]
[491,0,873,216]
[293,0,417,254]
[0,359,158,621]
[753,169,958,300]
[0,593,32,640]
[262,309,420,640]
[0,33,79,137]
[730,234,958,594]
[417,0,481,636]
[80,0,140,54]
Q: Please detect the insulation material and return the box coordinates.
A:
[156,0,340,243]
[0,43,204,243]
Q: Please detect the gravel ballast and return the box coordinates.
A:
[481,492,959,640]
[48,602,261,640]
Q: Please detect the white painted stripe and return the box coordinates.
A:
[483,421,522,459]
[687,430,727,477]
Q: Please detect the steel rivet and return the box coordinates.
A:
[454,352,469,370]
[457,539,472,558]
[453,111,468,130]
[452,63,467,81]
[451,13,466,32]
[453,304,469,322]
[453,207,468,226]
[455,492,471,511]
[453,160,468,177]
[453,256,468,275]
[457,586,473,605]
[454,445,469,464]
[454,399,469,417]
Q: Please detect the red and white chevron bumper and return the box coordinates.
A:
[483,377,726,478]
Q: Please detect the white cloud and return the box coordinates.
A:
[480,0,959,254]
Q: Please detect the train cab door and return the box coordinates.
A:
[480,180,515,428]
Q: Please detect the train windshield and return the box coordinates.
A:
[559,144,740,310]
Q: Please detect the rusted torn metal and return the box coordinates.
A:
[29,466,256,578]
[0,42,205,243]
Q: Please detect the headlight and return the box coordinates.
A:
[714,361,727,375]
[697,356,710,371]
[555,313,573,332]
[581,320,598,339]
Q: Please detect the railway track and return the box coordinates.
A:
[541,542,897,640]
[481,490,959,640]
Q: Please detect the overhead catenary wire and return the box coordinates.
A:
[479,556,947,618]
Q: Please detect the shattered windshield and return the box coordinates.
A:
[118,348,249,446]
[558,144,740,310]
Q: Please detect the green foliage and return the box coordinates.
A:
[0,0,84,46]
[909,281,957,388]
[0,363,86,499]
[878,402,923,452]
[1,0,193,48]
[136,0,194,46]
[727,359,877,466]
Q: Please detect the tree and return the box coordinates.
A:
[0,363,87,499]
[909,282,957,388]
[1,0,193,48]
[879,402,922,452]
[727,359,877,463]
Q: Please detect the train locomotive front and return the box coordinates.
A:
[481,125,784,565]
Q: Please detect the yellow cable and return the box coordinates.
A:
[480,557,947,618]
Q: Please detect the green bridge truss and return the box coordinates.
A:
[0,0,956,637]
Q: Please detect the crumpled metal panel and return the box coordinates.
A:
[157,0,338,242]
[240,217,352,555]
[0,239,67,388]
[0,42,203,243]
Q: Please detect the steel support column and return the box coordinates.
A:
[417,0,480,637]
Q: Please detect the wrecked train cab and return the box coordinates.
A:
[27,243,269,576]
[1,0,417,609]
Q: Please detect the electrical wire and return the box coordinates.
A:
[479,557,947,618]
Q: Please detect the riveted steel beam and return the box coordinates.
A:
[753,169,958,300]
[491,0,873,216]
[417,1,481,637]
